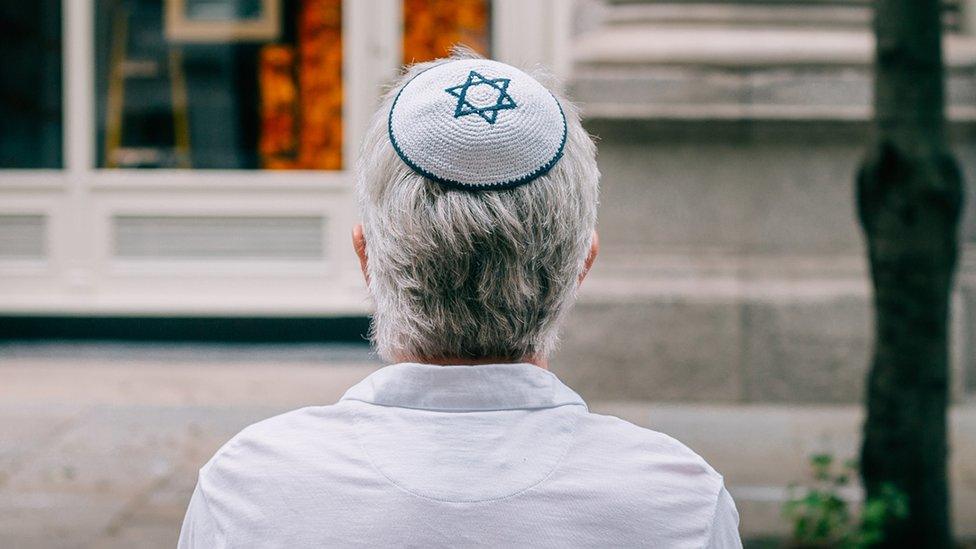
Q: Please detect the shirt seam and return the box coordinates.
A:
[348,402,586,504]
[195,465,227,547]
[702,477,727,548]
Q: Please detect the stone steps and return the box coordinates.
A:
[600,0,962,31]
[570,0,976,121]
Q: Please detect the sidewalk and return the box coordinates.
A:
[0,343,381,548]
[1,343,973,547]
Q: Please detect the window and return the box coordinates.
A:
[94,0,343,170]
[0,0,63,168]
[402,0,490,64]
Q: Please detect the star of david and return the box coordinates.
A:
[444,70,518,125]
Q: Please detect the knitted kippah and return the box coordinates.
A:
[388,58,568,191]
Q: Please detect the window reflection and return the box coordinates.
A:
[95,0,342,170]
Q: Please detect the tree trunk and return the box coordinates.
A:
[857,0,964,547]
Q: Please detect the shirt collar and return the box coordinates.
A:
[339,362,587,412]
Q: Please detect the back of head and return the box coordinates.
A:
[356,49,600,363]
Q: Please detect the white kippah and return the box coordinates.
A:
[388,58,568,191]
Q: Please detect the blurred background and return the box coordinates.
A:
[1,0,975,547]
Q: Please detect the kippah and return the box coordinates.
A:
[388,58,568,191]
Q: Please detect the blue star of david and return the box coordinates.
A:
[444,70,518,125]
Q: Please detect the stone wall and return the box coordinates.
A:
[554,0,976,404]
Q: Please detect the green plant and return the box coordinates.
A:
[783,453,854,547]
[782,454,908,548]
[849,483,909,548]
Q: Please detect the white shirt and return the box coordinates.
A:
[179,362,741,548]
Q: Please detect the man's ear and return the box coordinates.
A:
[352,224,369,286]
[579,230,599,286]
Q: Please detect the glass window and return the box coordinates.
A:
[402,0,490,64]
[95,0,343,170]
[0,0,63,168]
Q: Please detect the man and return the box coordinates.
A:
[179,52,741,548]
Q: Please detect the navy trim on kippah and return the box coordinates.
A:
[387,65,568,192]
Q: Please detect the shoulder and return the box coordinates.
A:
[548,411,736,544]
[187,404,369,545]
[196,404,359,495]
[558,411,728,530]
[575,411,723,480]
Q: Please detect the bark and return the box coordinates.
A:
[857,0,964,546]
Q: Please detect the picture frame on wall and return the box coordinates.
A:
[165,0,281,43]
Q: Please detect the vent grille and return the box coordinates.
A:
[0,214,46,259]
[113,215,325,260]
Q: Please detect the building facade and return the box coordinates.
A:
[560,0,976,404]
[0,0,567,316]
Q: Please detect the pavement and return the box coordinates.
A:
[0,343,382,548]
[1,342,973,548]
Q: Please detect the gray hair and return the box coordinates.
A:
[356,51,600,362]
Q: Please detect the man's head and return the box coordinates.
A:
[355,51,600,364]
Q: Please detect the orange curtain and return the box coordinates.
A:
[258,45,298,169]
[259,0,343,170]
[298,0,343,170]
[403,0,490,64]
